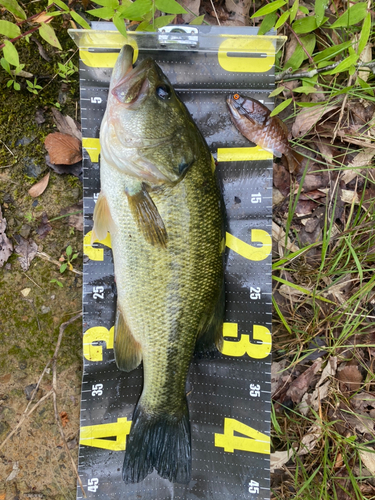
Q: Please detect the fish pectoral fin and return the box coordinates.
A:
[126,186,168,248]
[91,192,112,244]
[114,308,142,372]
[195,280,225,355]
[273,148,283,159]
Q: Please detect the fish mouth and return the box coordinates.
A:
[111,46,157,108]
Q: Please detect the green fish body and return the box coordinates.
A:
[92,45,224,484]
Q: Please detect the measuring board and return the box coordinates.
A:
[70,25,285,500]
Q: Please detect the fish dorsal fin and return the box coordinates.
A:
[91,192,112,244]
[126,186,168,248]
[114,308,142,372]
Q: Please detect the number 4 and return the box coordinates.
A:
[215,418,270,454]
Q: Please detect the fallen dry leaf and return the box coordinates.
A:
[14,235,38,271]
[272,221,299,253]
[60,201,83,232]
[44,133,82,165]
[28,172,50,198]
[51,108,82,141]
[300,357,337,416]
[359,448,375,475]
[33,12,53,23]
[286,358,323,403]
[0,205,13,267]
[60,411,69,428]
[337,365,363,393]
[342,149,375,184]
[36,212,52,239]
[271,422,323,472]
[292,104,340,138]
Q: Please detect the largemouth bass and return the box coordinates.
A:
[227,93,302,173]
[92,45,224,485]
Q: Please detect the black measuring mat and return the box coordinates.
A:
[70,25,285,500]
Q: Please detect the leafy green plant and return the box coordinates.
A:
[0,0,89,90]
[56,60,78,83]
[252,0,373,112]
[86,0,188,36]
[59,245,79,273]
[26,77,43,94]
[50,278,64,287]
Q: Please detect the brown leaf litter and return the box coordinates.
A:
[0,205,13,267]
[28,172,50,198]
[44,133,82,166]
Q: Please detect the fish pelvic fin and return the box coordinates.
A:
[114,308,142,372]
[284,149,304,174]
[195,279,225,355]
[91,192,112,244]
[123,401,191,484]
[126,186,168,248]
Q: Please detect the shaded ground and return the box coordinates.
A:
[0,31,83,499]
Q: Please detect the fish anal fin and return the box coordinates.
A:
[126,187,168,248]
[114,308,142,372]
[92,192,112,244]
[195,280,225,355]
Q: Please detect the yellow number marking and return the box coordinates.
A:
[215,418,270,454]
[83,326,114,362]
[220,323,271,359]
[218,38,276,73]
[84,230,112,262]
[217,147,272,162]
[80,418,131,451]
[226,230,271,261]
[82,138,100,163]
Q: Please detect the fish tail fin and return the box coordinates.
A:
[285,149,304,174]
[123,400,191,484]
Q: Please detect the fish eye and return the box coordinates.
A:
[233,93,240,100]
[156,84,171,100]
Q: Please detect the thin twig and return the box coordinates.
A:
[36,251,83,275]
[0,138,15,157]
[23,272,42,289]
[51,312,86,497]
[0,359,53,452]
[286,21,316,67]
[331,73,354,143]
[209,0,221,26]
[276,59,375,82]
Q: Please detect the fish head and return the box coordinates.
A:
[227,93,270,128]
[102,45,200,186]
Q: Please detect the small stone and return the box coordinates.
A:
[21,288,31,297]
[16,136,36,146]
[50,295,55,300]
[19,224,31,239]
[24,157,43,178]
[5,263,11,270]
[41,305,50,314]
[32,199,39,207]
[24,383,38,400]
[0,421,10,440]
[19,361,27,370]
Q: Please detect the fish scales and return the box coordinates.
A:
[93,45,224,485]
